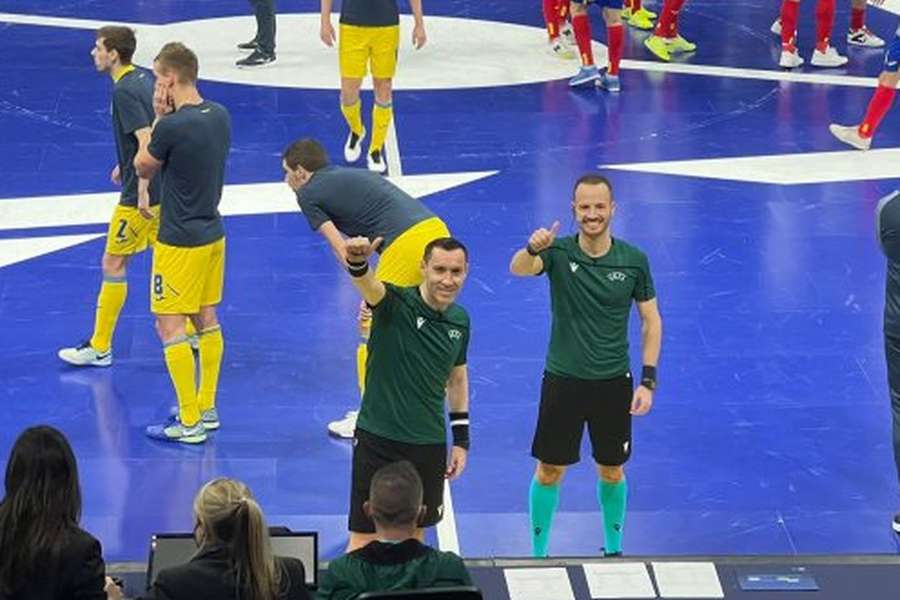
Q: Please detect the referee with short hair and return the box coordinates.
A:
[876,190,900,534]
[510,173,662,557]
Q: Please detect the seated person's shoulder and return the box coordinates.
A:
[275,554,310,598]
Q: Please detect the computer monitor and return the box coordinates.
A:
[146,530,318,589]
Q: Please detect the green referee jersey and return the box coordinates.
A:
[357,284,470,445]
[539,235,655,380]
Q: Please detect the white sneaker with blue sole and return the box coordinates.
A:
[569,65,600,87]
[58,341,111,367]
[146,419,207,444]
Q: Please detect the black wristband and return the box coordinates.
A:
[346,260,369,278]
[526,243,540,257]
[449,411,470,450]
[640,365,657,390]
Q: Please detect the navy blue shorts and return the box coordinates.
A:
[884,26,900,73]
[572,0,626,9]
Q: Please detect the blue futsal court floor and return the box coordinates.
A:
[2,0,900,562]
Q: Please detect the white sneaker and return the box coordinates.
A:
[58,341,111,367]
[328,410,358,438]
[829,123,871,151]
[811,45,848,67]
[560,23,576,48]
[779,48,804,68]
[548,39,575,60]
[770,18,782,36]
[367,149,387,174]
[847,27,885,48]
[344,128,366,163]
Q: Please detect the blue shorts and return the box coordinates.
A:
[572,0,626,9]
[885,29,900,73]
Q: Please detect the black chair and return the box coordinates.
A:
[357,586,483,600]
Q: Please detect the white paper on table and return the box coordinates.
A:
[582,562,657,598]
[504,567,576,600]
[652,562,724,598]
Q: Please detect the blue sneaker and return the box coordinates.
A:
[597,73,621,93]
[569,65,600,87]
[146,419,207,444]
[168,406,220,430]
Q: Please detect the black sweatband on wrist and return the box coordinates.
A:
[641,365,657,390]
[526,243,540,257]
[346,260,369,277]
[449,411,470,450]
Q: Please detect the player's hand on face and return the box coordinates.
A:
[630,385,653,416]
[345,236,384,262]
[446,446,467,480]
[412,24,427,50]
[110,164,121,185]
[320,20,336,47]
[153,78,174,117]
[528,221,560,253]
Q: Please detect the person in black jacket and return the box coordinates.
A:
[0,425,107,600]
[129,478,309,600]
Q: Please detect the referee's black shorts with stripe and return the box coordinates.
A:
[531,370,633,466]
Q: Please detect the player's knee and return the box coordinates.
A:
[570,2,587,16]
[101,253,126,278]
[599,465,624,483]
[373,79,393,104]
[604,9,622,26]
[340,78,363,103]
[196,307,219,331]
[535,463,566,485]
[880,70,900,87]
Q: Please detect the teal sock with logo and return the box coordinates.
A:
[598,478,627,554]
[529,476,560,557]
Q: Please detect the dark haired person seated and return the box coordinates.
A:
[317,461,472,600]
[0,425,107,600]
[107,478,309,600]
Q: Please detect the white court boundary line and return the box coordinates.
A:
[437,480,461,554]
[0,11,894,91]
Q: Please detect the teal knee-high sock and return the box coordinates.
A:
[598,478,627,554]
[530,476,560,557]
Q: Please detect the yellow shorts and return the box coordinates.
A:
[339,24,400,79]
[151,238,225,315]
[376,217,451,286]
[104,204,160,256]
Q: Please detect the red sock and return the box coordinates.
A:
[655,0,687,38]
[573,13,595,66]
[850,6,865,31]
[815,0,836,51]
[544,0,561,39]
[780,0,799,48]
[632,0,643,11]
[607,23,624,75]
[559,0,570,22]
[859,85,896,138]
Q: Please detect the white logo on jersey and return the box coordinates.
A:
[448,329,462,340]
[623,441,630,454]
[200,108,211,113]
[569,262,579,273]
[416,317,426,330]
[607,271,627,282]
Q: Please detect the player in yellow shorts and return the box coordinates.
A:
[283,137,451,438]
[58,26,162,368]
[320,0,426,174]
[135,42,232,444]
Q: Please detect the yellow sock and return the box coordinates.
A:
[197,326,224,412]
[185,319,197,338]
[164,340,200,426]
[370,101,393,154]
[89,277,127,353]
[341,99,364,135]
[356,342,368,396]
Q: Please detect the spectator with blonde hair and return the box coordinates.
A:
[125,478,309,600]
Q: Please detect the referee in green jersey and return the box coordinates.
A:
[510,173,663,557]
[339,234,472,551]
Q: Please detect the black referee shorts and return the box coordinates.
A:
[531,370,633,467]
[349,428,446,533]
